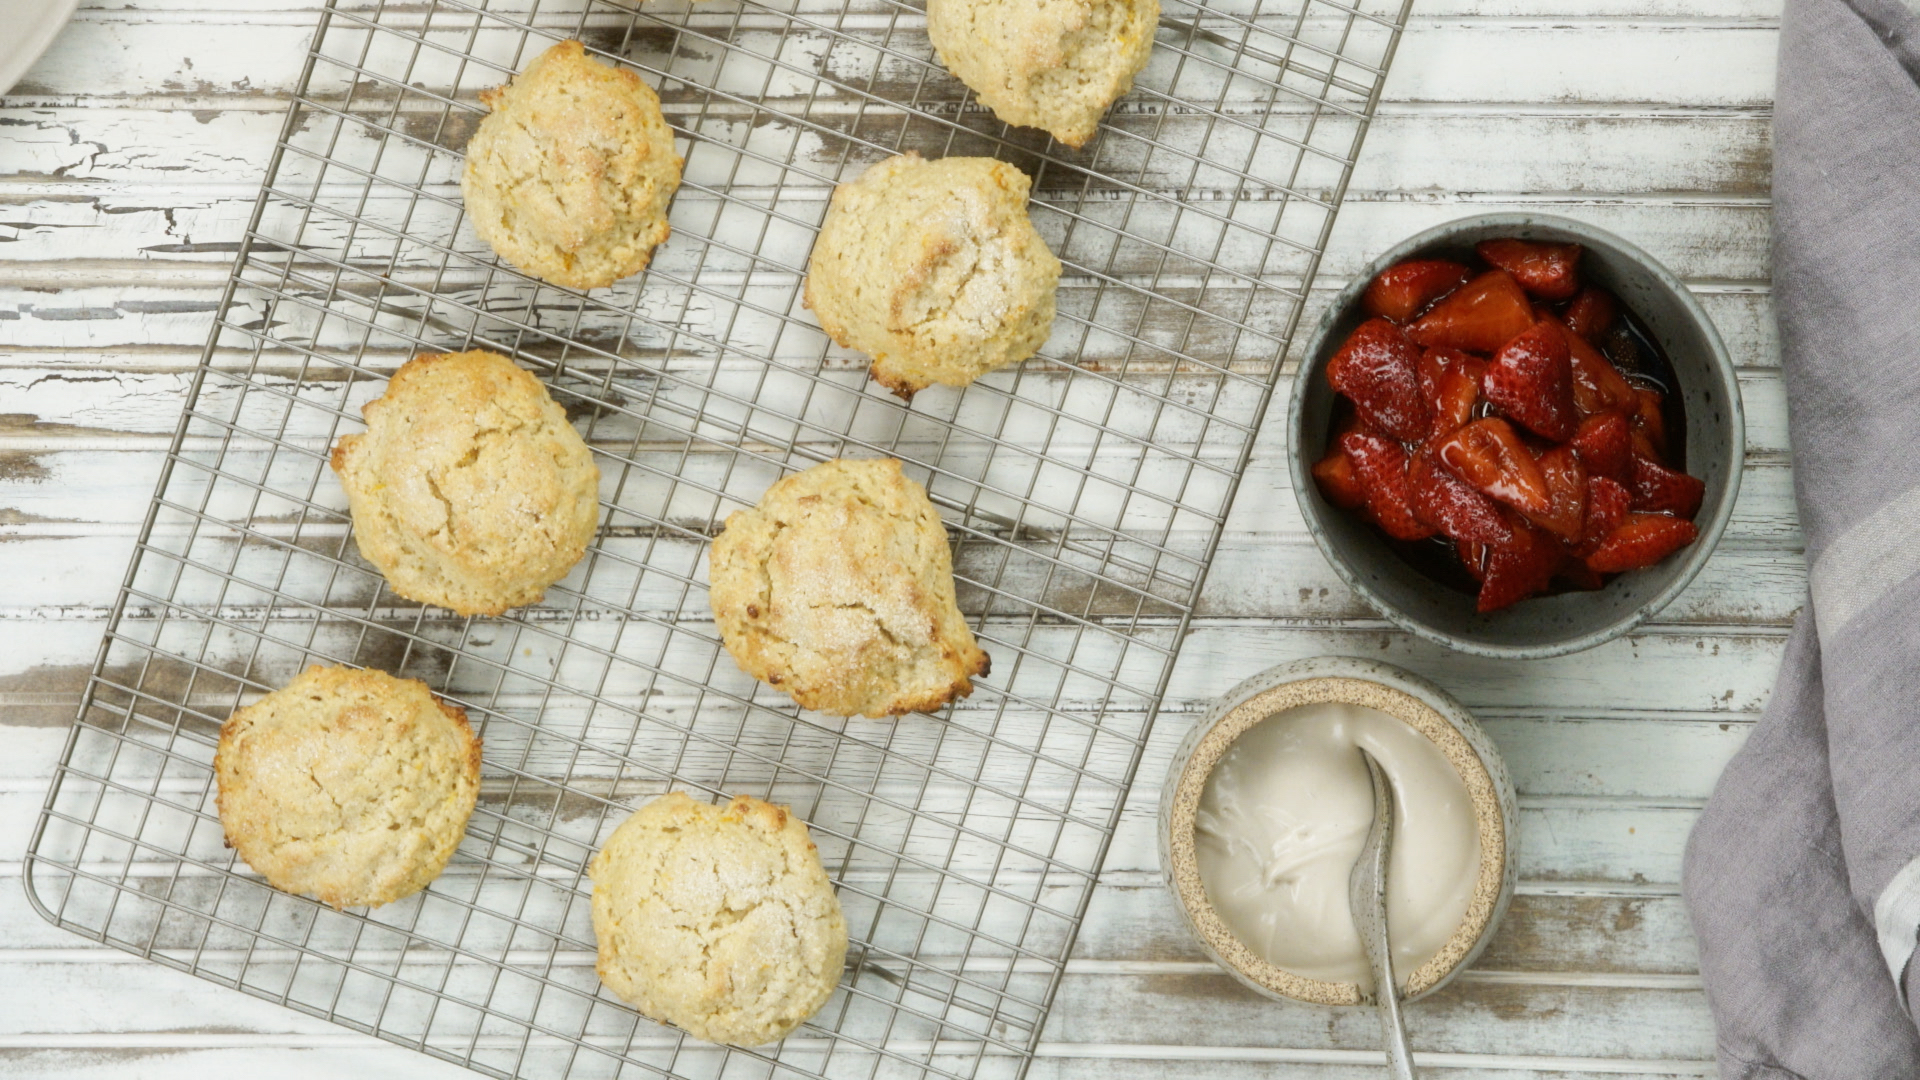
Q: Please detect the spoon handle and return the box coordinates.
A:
[1350,748,1417,1080]
[1373,955,1415,1079]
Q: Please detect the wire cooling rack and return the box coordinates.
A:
[25,0,1406,1077]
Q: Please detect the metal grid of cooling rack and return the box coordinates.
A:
[25,0,1406,1077]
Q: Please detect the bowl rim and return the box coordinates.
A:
[1286,211,1747,659]
[1157,656,1520,1006]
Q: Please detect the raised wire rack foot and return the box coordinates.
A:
[25,1,1408,1077]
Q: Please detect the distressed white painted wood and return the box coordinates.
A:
[0,1,1790,1076]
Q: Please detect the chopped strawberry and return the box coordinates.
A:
[1478,516,1565,613]
[1631,386,1669,458]
[1476,238,1583,301]
[1433,417,1552,514]
[1630,428,1662,463]
[1408,449,1514,546]
[1416,347,1454,402]
[1523,445,1587,540]
[1629,454,1705,519]
[1564,286,1618,339]
[1326,318,1431,443]
[1311,448,1367,510]
[1417,348,1486,439]
[1435,360,1488,440]
[1484,320,1577,441]
[1319,236,1711,611]
[1549,318,1637,418]
[1574,475,1631,557]
[1407,270,1536,354]
[1585,513,1698,573]
[1569,411,1631,481]
[1364,259,1474,323]
[1459,540,1488,583]
[1339,432,1436,542]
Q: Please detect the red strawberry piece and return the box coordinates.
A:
[1629,455,1706,519]
[1630,428,1662,463]
[1416,346,1469,401]
[1407,270,1536,353]
[1549,319,1637,418]
[1574,475,1631,557]
[1564,286,1618,340]
[1478,516,1565,613]
[1484,320,1577,441]
[1523,445,1588,541]
[1435,359,1488,440]
[1433,417,1552,514]
[1586,513,1699,573]
[1476,238,1584,301]
[1569,411,1631,481]
[1312,448,1367,510]
[1408,449,1514,546]
[1364,259,1474,323]
[1417,348,1486,440]
[1326,317,1431,443]
[1339,431,1436,542]
[1459,540,1488,582]
[1631,386,1669,458]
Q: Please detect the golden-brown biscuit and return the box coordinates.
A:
[927,0,1158,148]
[462,39,682,289]
[331,349,601,616]
[707,458,989,717]
[214,665,481,909]
[804,154,1060,399]
[590,792,847,1046]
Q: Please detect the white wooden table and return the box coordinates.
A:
[0,3,1783,1076]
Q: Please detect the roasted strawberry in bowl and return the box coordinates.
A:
[1288,215,1743,658]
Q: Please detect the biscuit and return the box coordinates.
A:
[590,792,847,1046]
[331,349,601,617]
[708,458,989,717]
[215,665,481,910]
[927,0,1158,148]
[462,39,683,290]
[804,154,1060,398]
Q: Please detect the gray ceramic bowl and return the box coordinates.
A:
[1288,213,1744,658]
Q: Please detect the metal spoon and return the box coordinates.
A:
[1348,746,1416,1079]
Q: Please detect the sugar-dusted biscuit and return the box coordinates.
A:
[462,39,682,289]
[708,458,989,717]
[805,154,1060,398]
[215,665,481,909]
[590,793,847,1046]
[928,0,1158,148]
[331,349,600,616]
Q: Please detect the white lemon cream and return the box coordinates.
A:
[1193,700,1482,990]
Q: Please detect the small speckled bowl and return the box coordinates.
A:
[1159,656,1518,1006]
[1289,213,1745,658]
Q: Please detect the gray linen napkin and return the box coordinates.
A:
[1682,0,1920,1075]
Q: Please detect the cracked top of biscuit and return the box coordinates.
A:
[214,665,482,910]
[461,39,683,290]
[331,349,601,616]
[589,792,848,1047]
[706,458,990,718]
[804,154,1061,399]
